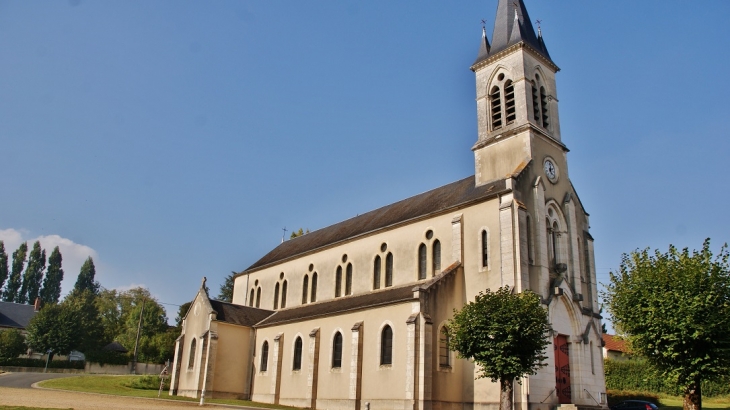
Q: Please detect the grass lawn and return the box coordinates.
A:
[39,375,296,409]
[658,396,730,410]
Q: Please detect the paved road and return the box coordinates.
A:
[0,371,78,388]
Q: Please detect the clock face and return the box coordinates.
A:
[544,159,558,182]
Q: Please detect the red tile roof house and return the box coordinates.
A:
[602,334,631,361]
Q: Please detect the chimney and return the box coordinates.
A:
[34,297,41,312]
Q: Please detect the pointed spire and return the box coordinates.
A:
[485,0,554,65]
[473,23,491,66]
[536,20,552,60]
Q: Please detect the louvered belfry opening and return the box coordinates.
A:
[540,86,549,128]
[532,81,540,122]
[504,80,516,124]
[490,86,502,130]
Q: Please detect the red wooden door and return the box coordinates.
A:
[554,335,571,404]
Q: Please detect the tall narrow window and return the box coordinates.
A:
[481,230,489,268]
[345,263,353,296]
[551,221,559,265]
[302,275,309,304]
[385,253,393,287]
[311,272,318,302]
[249,289,254,307]
[540,86,549,128]
[332,332,343,368]
[432,240,441,274]
[504,80,516,124]
[490,86,502,130]
[590,341,595,374]
[526,215,534,265]
[260,341,269,372]
[373,256,381,290]
[418,244,427,280]
[293,337,302,370]
[531,80,540,122]
[256,287,261,308]
[273,283,280,310]
[188,339,196,369]
[281,280,288,308]
[380,325,393,365]
[439,327,450,367]
[335,266,342,297]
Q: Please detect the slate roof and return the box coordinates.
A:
[209,299,274,327]
[473,0,554,68]
[0,301,37,329]
[243,175,507,273]
[255,284,416,328]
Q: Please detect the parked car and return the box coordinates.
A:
[610,400,659,410]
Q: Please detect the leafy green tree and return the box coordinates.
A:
[447,286,550,410]
[25,303,78,358]
[64,290,105,353]
[20,241,46,304]
[73,256,99,295]
[290,228,310,239]
[0,328,27,359]
[217,272,235,302]
[96,288,124,345]
[0,241,8,293]
[605,239,730,410]
[175,301,192,330]
[3,242,28,302]
[40,246,64,304]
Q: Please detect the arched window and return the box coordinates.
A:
[332,332,343,368]
[293,337,303,370]
[302,275,309,304]
[249,288,254,307]
[188,338,196,369]
[531,80,540,122]
[490,86,502,130]
[345,263,353,296]
[540,86,549,128]
[380,325,393,365]
[311,272,318,302]
[335,266,342,298]
[526,215,534,265]
[439,327,450,367]
[385,253,393,287]
[273,283,280,310]
[504,80,516,124]
[256,287,261,308]
[481,230,489,268]
[418,243,427,280]
[373,256,381,290]
[281,280,288,308]
[432,240,441,275]
[551,221,559,265]
[260,341,269,371]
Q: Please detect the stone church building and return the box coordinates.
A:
[169,1,607,409]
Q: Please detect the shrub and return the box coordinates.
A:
[605,359,730,397]
[123,375,163,390]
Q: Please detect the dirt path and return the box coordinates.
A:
[0,386,208,409]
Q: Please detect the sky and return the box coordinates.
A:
[1,1,729,327]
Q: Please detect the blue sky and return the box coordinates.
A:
[1,1,729,327]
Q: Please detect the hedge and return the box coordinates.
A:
[605,359,730,397]
[0,357,85,369]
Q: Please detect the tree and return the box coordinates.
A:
[290,228,310,239]
[0,241,8,293]
[0,329,27,359]
[3,242,28,302]
[73,256,99,295]
[64,290,105,353]
[174,301,191,330]
[605,239,730,410]
[217,272,235,302]
[40,246,64,304]
[20,241,46,304]
[447,286,550,410]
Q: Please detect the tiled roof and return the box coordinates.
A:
[209,299,274,327]
[602,333,629,353]
[0,301,37,329]
[244,175,506,273]
[255,284,417,328]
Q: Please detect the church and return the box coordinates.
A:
[169,1,607,409]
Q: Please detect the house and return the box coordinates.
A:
[602,334,631,361]
[169,1,607,409]
[0,299,40,332]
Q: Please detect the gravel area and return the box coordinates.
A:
[0,386,207,409]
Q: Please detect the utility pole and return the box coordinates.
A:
[131,298,146,374]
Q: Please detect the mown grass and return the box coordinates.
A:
[39,375,297,409]
[658,395,730,410]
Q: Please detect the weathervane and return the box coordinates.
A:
[282,227,288,243]
[535,19,543,35]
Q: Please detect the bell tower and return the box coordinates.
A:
[471,0,563,186]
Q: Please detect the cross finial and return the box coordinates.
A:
[535,19,542,36]
[282,227,288,243]
[201,276,207,288]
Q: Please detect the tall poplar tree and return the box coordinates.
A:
[20,241,46,304]
[0,241,8,293]
[73,256,99,295]
[40,246,64,304]
[3,242,28,302]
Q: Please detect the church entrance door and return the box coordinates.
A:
[554,335,571,404]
